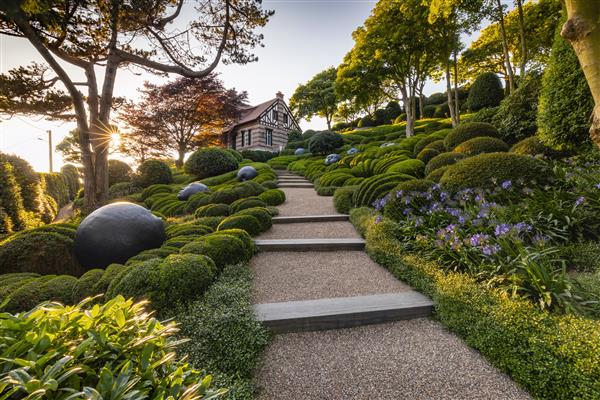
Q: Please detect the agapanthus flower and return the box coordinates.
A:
[468,233,490,247]
[501,180,512,190]
[575,196,586,206]
[482,244,501,256]
[494,223,511,237]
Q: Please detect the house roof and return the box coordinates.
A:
[224,98,278,133]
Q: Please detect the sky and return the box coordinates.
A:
[0,0,465,172]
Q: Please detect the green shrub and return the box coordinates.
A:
[230,197,267,213]
[126,247,179,265]
[240,149,277,162]
[493,72,542,144]
[1,274,79,313]
[108,159,132,186]
[209,188,239,205]
[0,162,26,233]
[235,207,272,232]
[468,72,504,111]
[73,268,104,299]
[394,178,435,193]
[316,186,337,196]
[333,185,358,214]
[425,152,468,176]
[510,136,561,158]
[444,122,499,150]
[165,223,213,239]
[349,207,377,237]
[185,148,239,179]
[180,234,248,270]
[353,173,414,207]
[413,136,439,156]
[0,231,83,276]
[233,180,265,198]
[471,106,499,124]
[135,159,173,187]
[258,189,286,206]
[212,229,255,259]
[226,148,243,162]
[561,242,600,273]
[423,104,437,118]
[92,263,127,294]
[108,181,136,198]
[440,152,552,191]
[184,192,212,213]
[416,148,440,164]
[60,164,81,199]
[433,103,450,118]
[194,216,226,230]
[40,172,69,207]
[0,296,224,398]
[1,153,46,214]
[308,131,344,154]
[261,180,278,189]
[358,115,375,128]
[387,159,425,177]
[453,137,509,156]
[537,15,594,151]
[141,183,173,200]
[217,215,261,236]
[195,203,231,218]
[426,165,450,182]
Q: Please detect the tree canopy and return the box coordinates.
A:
[290,67,338,130]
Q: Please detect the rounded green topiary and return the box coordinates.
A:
[217,215,262,236]
[444,122,499,150]
[209,188,239,205]
[0,231,83,276]
[394,179,435,193]
[92,263,127,294]
[212,228,255,259]
[155,254,216,308]
[453,137,509,156]
[440,152,552,191]
[142,184,173,201]
[425,152,468,176]
[180,234,248,270]
[184,192,211,213]
[73,269,104,299]
[226,148,243,162]
[333,185,358,214]
[194,203,230,218]
[193,216,226,230]
[308,131,344,154]
[423,139,446,153]
[353,173,414,207]
[468,72,504,111]
[413,136,440,156]
[125,247,180,265]
[108,159,133,187]
[135,160,173,188]
[233,181,265,198]
[258,189,286,206]
[387,159,425,177]
[230,197,267,213]
[165,223,213,238]
[235,207,272,232]
[510,136,560,158]
[184,148,239,179]
[1,275,58,312]
[416,148,441,165]
[426,165,450,182]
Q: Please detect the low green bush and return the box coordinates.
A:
[423,139,446,153]
[453,137,509,156]
[316,186,337,196]
[233,181,265,198]
[387,159,425,177]
[40,172,70,207]
[209,188,239,205]
[308,131,344,154]
[258,189,286,206]
[181,234,248,270]
[333,186,358,214]
[440,152,552,191]
[0,231,83,276]
[416,148,440,164]
[426,165,450,182]
[195,203,231,218]
[561,242,600,273]
[240,149,277,162]
[424,152,468,176]
[468,72,504,111]
[218,215,262,236]
[443,122,499,150]
[510,136,560,158]
[230,197,267,213]
[235,207,272,232]
[353,173,414,207]
[73,268,104,299]
[0,296,224,398]
[394,179,435,193]
[126,247,179,265]
[195,216,227,230]
[135,159,173,188]
[92,263,127,294]
[141,183,173,200]
[212,229,255,259]
[108,159,133,186]
[226,148,243,162]
[185,148,240,179]
[165,223,213,239]
[108,181,137,198]
[413,136,440,156]
[185,192,212,213]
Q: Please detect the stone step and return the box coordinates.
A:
[272,214,349,223]
[255,292,434,333]
[255,238,365,251]
[278,182,314,188]
[278,178,309,182]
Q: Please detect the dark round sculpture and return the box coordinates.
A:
[347,147,359,155]
[325,153,341,165]
[177,182,210,200]
[74,202,166,268]
[237,166,258,181]
[294,148,305,155]
[380,142,396,148]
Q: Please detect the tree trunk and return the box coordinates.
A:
[445,60,457,127]
[176,145,186,168]
[516,0,527,78]
[562,1,600,147]
[496,0,515,93]
[453,51,460,124]
[401,88,414,137]
[419,92,425,120]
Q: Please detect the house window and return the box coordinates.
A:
[240,131,245,147]
[246,129,252,146]
[273,110,278,121]
[266,129,273,146]
[283,113,288,124]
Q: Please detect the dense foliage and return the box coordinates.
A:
[135,159,173,187]
[467,72,504,111]
[185,148,240,179]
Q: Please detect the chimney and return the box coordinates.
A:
[276,91,284,100]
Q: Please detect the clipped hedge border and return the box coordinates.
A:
[354,210,600,399]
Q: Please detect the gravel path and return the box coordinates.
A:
[277,188,338,216]
[259,221,360,239]
[251,251,410,303]
[254,318,531,400]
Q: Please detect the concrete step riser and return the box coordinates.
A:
[278,183,314,188]
[255,293,434,333]
[272,215,349,223]
[255,239,365,252]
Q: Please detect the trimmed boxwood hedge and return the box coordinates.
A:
[217,215,262,236]
[230,197,267,213]
[209,188,239,205]
[426,165,450,182]
[453,137,509,156]
[180,234,248,270]
[258,189,285,206]
[165,223,213,239]
[443,122,499,150]
[184,148,239,179]
[308,131,344,154]
[413,136,440,156]
[424,152,468,176]
[387,159,425,177]
[510,136,560,157]
[353,173,414,207]
[440,152,552,191]
[212,228,255,259]
[235,207,272,232]
[333,185,358,214]
[194,216,226,230]
[416,148,440,164]
[135,160,173,188]
[194,203,230,218]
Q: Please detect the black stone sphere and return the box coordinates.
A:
[325,153,341,165]
[177,182,209,200]
[237,166,258,181]
[347,147,359,155]
[74,202,166,268]
[294,148,305,155]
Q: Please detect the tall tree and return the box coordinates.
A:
[492,0,516,93]
[561,1,600,148]
[120,75,247,167]
[516,0,527,78]
[0,0,272,209]
[290,67,339,130]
